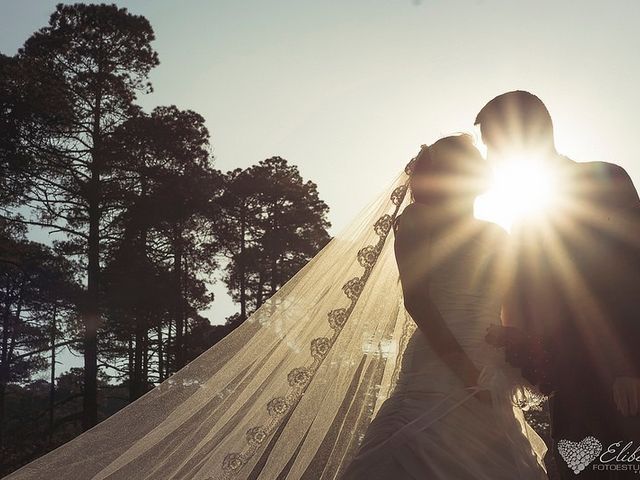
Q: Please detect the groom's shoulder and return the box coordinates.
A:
[575,160,632,183]
[572,160,639,204]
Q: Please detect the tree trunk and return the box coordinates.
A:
[166,318,173,376]
[0,281,14,457]
[256,271,265,309]
[132,322,143,400]
[127,335,134,401]
[48,303,57,443]
[83,181,100,429]
[270,203,278,296]
[157,324,164,382]
[173,231,184,370]
[239,208,246,320]
[142,325,148,391]
[83,81,103,430]
[1,280,23,459]
[0,277,24,456]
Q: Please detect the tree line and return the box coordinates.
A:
[0,3,330,474]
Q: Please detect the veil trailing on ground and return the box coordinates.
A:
[7,157,420,480]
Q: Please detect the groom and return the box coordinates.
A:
[479,91,640,479]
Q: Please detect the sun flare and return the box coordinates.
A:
[475,158,557,230]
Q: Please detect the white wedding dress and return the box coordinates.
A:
[341,220,548,480]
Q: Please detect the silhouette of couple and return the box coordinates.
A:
[7,91,640,480]
[343,91,640,480]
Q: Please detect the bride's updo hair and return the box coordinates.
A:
[409,134,489,205]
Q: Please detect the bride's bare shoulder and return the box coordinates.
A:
[475,219,509,246]
[401,202,427,216]
[477,219,508,235]
[393,203,429,235]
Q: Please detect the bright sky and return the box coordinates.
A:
[3,0,640,368]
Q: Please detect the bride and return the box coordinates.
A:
[342,134,547,479]
[6,135,546,480]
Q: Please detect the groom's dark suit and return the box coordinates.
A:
[509,156,640,479]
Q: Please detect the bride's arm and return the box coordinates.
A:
[393,205,481,389]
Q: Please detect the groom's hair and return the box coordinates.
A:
[474,91,555,150]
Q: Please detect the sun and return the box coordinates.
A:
[474,158,557,230]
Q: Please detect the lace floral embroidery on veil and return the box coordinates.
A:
[216,159,416,479]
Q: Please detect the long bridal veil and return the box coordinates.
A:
[7,158,420,480]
